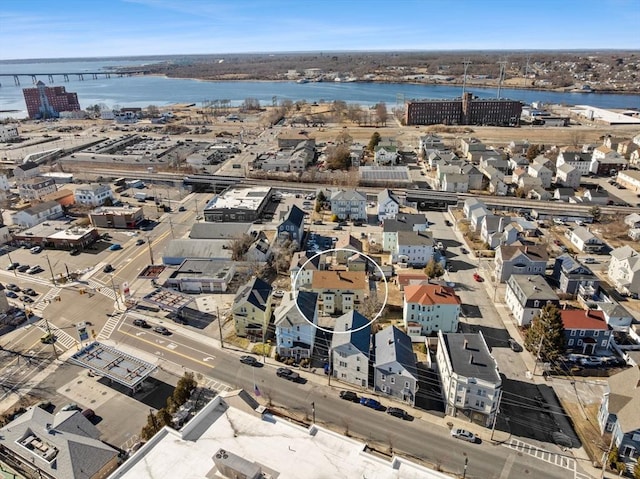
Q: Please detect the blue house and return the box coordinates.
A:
[373,326,418,406]
[277,205,305,248]
[274,291,318,361]
[552,253,600,297]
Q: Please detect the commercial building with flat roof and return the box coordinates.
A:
[89,205,144,229]
[204,186,272,223]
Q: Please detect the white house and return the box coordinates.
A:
[608,245,640,296]
[0,125,19,142]
[556,150,592,176]
[494,245,548,283]
[11,201,64,228]
[377,189,400,221]
[331,311,371,388]
[528,163,553,188]
[74,183,115,207]
[374,145,399,166]
[274,291,318,361]
[382,214,428,253]
[403,284,461,335]
[505,275,560,326]
[436,330,502,428]
[442,173,469,193]
[395,230,434,267]
[18,177,57,201]
[568,226,604,253]
[556,163,581,188]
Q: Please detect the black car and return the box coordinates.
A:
[276,367,300,382]
[386,407,412,420]
[7,262,19,270]
[445,220,453,227]
[17,265,30,273]
[133,319,148,327]
[339,390,359,402]
[153,326,170,335]
[135,239,145,246]
[507,338,523,352]
[103,264,114,273]
[23,288,38,296]
[69,249,80,256]
[5,291,18,298]
[178,206,186,212]
[21,296,34,303]
[239,355,259,366]
[7,284,21,292]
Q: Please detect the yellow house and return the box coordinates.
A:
[232,277,273,340]
[310,270,368,315]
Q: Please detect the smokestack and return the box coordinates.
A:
[463,340,468,350]
[469,354,474,365]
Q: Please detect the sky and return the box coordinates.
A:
[0,0,639,60]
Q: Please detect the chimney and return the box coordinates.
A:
[463,339,468,350]
[469,354,474,365]
[525,246,528,254]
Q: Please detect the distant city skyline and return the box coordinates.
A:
[1,0,639,61]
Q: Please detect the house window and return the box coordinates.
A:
[533,300,540,307]
[381,375,386,382]
[568,339,574,346]
[577,340,583,346]
[404,381,409,388]
[601,340,608,347]
[390,377,395,384]
[356,366,360,372]
[579,330,586,336]
[594,331,599,337]
[571,330,576,336]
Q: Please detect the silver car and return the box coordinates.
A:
[451,428,476,443]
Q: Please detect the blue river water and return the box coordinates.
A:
[1,59,639,118]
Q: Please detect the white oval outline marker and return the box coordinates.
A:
[292,247,388,334]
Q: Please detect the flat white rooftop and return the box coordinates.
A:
[109,392,449,479]
[570,105,640,125]
[204,186,271,211]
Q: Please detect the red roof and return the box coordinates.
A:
[397,272,429,288]
[561,310,609,330]
[404,284,461,306]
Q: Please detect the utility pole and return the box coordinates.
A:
[169,218,175,239]
[490,391,503,441]
[600,432,616,479]
[110,274,121,308]
[43,317,59,360]
[7,251,17,277]
[217,306,224,349]
[327,347,332,386]
[45,255,57,286]
[311,401,315,424]
[462,457,469,479]
[147,238,154,265]
[532,333,545,376]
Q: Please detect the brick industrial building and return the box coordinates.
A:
[405,92,522,126]
[22,81,81,119]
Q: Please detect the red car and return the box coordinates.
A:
[473,273,484,282]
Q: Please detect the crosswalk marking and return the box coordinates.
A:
[32,287,62,312]
[504,438,590,479]
[200,377,232,393]
[96,311,124,340]
[88,279,116,300]
[35,319,77,350]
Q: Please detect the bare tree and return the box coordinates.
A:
[375,102,388,126]
[228,234,254,261]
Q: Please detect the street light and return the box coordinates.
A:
[109,274,121,308]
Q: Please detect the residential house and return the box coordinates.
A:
[350,143,365,167]
[552,254,600,297]
[330,189,367,221]
[594,301,634,332]
[529,186,552,201]
[625,213,640,229]
[18,176,57,201]
[419,134,445,154]
[331,310,371,388]
[495,245,548,283]
[459,137,485,158]
[598,365,640,463]
[561,309,612,354]
[479,155,509,173]
[436,330,502,428]
[274,291,319,361]
[604,136,626,151]
[12,160,40,181]
[290,250,324,289]
[310,270,368,315]
[374,145,399,166]
[489,176,508,196]
[403,283,461,335]
[554,187,575,202]
[377,189,400,221]
[395,230,434,267]
[469,204,491,232]
[617,170,640,191]
[518,174,543,194]
[591,154,627,176]
[505,275,560,326]
[395,271,429,291]
[461,164,484,190]
[382,213,428,252]
[11,200,64,228]
[277,205,305,248]
[630,148,640,166]
[508,155,530,172]
[532,155,556,174]
[617,140,638,159]
[246,231,272,263]
[463,198,485,219]
[442,173,470,193]
[507,140,530,156]
[0,406,119,479]
[436,164,462,189]
[374,326,418,406]
[528,163,553,188]
[569,226,604,253]
[480,215,519,249]
[89,205,144,229]
[556,150,592,176]
[74,183,115,207]
[582,189,609,205]
[608,245,640,296]
[556,163,581,188]
[334,234,363,265]
[232,277,273,340]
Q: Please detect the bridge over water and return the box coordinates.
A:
[0,70,150,87]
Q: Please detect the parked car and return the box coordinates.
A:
[103,264,114,273]
[460,247,468,254]
[386,407,412,420]
[17,265,30,273]
[239,355,259,366]
[583,257,597,264]
[451,428,477,443]
[445,220,453,227]
[5,291,18,298]
[273,290,286,298]
[61,403,81,412]
[21,296,34,303]
[276,367,300,382]
[473,273,484,282]
[359,397,384,410]
[27,265,43,274]
[313,220,323,225]
[339,391,359,402]
[40,333,56,344]
[133,319,148,327]
[7,284,21,292]
[82,408,95,420]
[135,239,145,246]
[108,244,122,251]
[178,206,186,212]
[69,248,80,256]
[153,326,170,335]
[30,246,42,254]
[507,338,523,352]
[22,288,37,296]
[7,262,19,270]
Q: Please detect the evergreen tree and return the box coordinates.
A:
[524,303,565,361]
[424,259,444,279]
[367,131,381,151]
[526,144,541,161]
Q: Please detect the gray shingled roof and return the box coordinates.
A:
[331,310,371,355]
[374,325,417,379]
[442,332,500,384]
[274,291,318,328]
[330,189,366,202]
[397,230,433,246]
[382,214,427,233]
[281,205,305,229]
